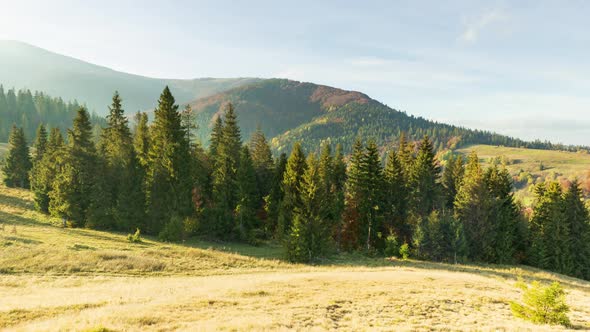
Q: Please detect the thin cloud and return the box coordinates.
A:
[460,9,507,43]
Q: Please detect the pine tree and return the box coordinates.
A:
[235,146,260,241]
[49,107,96,226]
[286,153,330,262]
[33,124,48,161]
[30,127,64,212]
[442,154,464,211]
[133,112,150,168]
[331,144,347,249]
[530,182,571,274]
[278,142,307,238]
[89,92,145,230]
[454,151,493,261]
[562,179,590,279]
[250,126,274,198]
[264,152,287,237]
[211,103,242,237]
[360,139,384,251]
[2,125,32,188]
[342,138,365,250]
[409,136,441,217]
[484,164,523,264]
[146,87,192,234]
[209,116,224,159]
[384,149,409,242]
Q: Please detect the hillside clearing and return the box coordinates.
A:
[457,144,590,205]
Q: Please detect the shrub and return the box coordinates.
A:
[384,234,399,257]
[158,215,184,242]
[510,279,571,327]
[127,228,142,243]
[399,242,410,260]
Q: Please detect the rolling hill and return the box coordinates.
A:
[0,40,260,114]
[188,79,554,154]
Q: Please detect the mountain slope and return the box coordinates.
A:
[0,40,260,114]
[189,79,542,154]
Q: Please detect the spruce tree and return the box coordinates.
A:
[264,152,288,237]
[360,139,384,251]
[49,107,96,226]
[211,103,242,237]
[235,146,260,241]
[278,142,307,238]
[30,127,64,212]
[209,116,224,160]
[384,149,409,242]
[409,136,441,217]
[2,125,32,188]
[454,151,493,261]
[442,154,464,211]
[250,126,274,198]
[342,138,365,250]
[133,112,150,168]
[530,182,571,274]
[146,87,192,234]
[33,124,48,161]
[484,164,523,264]
[562,179,590,279]
[286,153,330,262]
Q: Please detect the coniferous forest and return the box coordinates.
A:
[3,87,590,281]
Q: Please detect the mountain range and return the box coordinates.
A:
[0,40,575,153]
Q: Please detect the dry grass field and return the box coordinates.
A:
[1,174,590,331]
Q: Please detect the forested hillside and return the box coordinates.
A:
[189,79,584,154]
[0,85,104,141]
[4,87,589,282]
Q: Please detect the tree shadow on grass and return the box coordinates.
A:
[0,192,34,210]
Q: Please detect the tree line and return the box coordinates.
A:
[3,87,589,280]
[0,85,105,142]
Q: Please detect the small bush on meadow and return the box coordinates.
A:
[158,215,184,242]
[510,279,571,327]
[399,242,410,260]
[384,234,399,257]
[127,228,142,243]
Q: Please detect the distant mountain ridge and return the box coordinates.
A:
[0,40,260,114]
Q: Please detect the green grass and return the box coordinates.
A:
[456,145,590,206]
[1,170,590,330]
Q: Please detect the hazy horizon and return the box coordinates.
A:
[1,1,589,145]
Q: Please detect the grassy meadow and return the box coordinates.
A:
[1,153,590,330]
[457,145,590,206]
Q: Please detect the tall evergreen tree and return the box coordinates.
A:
[360,139,385,251]
[30,127,64,212]
[133,112,150,168]
[49,107,96,226]
[442,154,464,211]
[2,125,32,188]
[530,182,571,274]
[409,136,441,217]
[454,151,493,261]
[235,146,260,241]
[384,149,409,242]
[33,124,48,162]
[562,179,590,279]
[250,126,274,198]
[264,152,288,237]
[209,116,224,159]
[211,103,242,237]
[286,153,330,262]
[146,87,192,234]
[278,142,307,238]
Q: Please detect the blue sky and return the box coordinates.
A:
[1,0,589,145]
